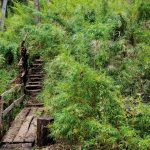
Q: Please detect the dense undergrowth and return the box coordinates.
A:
[0,0,150,149]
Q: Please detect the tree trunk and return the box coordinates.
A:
[0,0,8,30]
[34,0,40,24]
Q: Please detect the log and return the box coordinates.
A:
[37,116,54,147]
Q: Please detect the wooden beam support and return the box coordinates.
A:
[37,117,54,147]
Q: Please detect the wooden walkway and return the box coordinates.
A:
[1,107,44,149]
[0,58,45,150]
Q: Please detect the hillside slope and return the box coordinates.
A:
[0,0,150,149]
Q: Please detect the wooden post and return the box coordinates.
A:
[8,99,13,127]
[18,40,28,86]
[37,117,54,147]
[0,95,3,139]
[20,84,24,106]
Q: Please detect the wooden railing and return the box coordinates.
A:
[0,84,25,139]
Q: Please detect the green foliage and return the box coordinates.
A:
[0,40,18,94]
[0,68,17,94]
[138,1,150,21]
[26,24,65,59]
[0,0,150,149]
[42,55,125,145]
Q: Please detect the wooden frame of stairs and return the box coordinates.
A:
[0,84,25,139]
[0,58,48,150]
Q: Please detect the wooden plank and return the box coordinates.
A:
[24,107,44,143]
[2,108,31,143]
[13,108,37,143]
[2,95,25,117]
[1,143,32,150]
[27,103,44,107]
[24,116,37,143]
[13,116,34,143]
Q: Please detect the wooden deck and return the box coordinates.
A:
[0,58,45,150]
[1,107,44,149]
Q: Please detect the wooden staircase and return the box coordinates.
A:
[25,58,44,97]
[1,58,45,150]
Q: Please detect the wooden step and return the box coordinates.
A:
[26,89,41,96]
[32,63,43,65]
[26,85,42,90]
[29,76,43,79]
[30,68,42,73]
[26,85,42,87]
[26,89,41,93]
[27,103,44,107]
[28,73,44,76]
[32,64,43,67]
[28,75,43,79]
[29,71,44,74]
[27,82,42,85]
[29,77,43,80]
[28,78,43,82]
[34,59,44,63]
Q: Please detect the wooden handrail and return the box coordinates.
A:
[0,40,28,140]
[0,84,25,139]
[2,94,25,117]
[1,84,23,98]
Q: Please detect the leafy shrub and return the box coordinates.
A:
[41,55,150,149]
[0,0,150,149]
[138,1,150,21]
[84,9,96,23]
